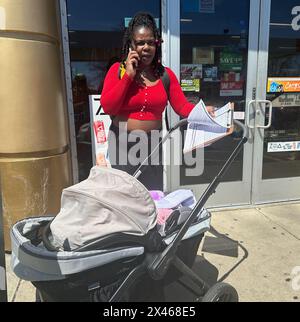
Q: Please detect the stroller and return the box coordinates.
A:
[10,118,248,302]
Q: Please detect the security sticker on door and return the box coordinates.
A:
[268,141,300,153]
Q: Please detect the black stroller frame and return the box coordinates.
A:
[109,118,248,302]
[11,118,248,302]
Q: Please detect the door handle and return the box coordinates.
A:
[256,100,273,129]
[246,100,256,129]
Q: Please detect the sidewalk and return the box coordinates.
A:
[5,202,300,302]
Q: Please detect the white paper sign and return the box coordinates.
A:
[268,141,300,153]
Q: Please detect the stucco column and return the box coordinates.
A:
[0,0,72,249]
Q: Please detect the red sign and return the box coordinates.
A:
[220,81,244,90]
[93,120,107,144]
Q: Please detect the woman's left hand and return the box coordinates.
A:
[206,106,215,117]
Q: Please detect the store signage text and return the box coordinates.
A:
[268,141,300,153]
[292,6,300,31]
[271,93,300,107]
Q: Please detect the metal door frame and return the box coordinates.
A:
[162,0,261,207]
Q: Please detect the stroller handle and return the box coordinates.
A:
[145,118,249,279]
[133,118,249,179]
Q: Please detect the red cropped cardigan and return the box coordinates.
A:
[100,62,195,120]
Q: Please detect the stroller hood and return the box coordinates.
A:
[50,166,157,250]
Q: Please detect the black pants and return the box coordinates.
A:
[108,123,163,191]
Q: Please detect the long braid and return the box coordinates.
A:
[122,12,164,77]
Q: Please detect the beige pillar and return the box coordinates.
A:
[0,0,72,249]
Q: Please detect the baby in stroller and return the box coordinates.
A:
[10,119,248,302]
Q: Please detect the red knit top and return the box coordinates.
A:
[100,63,195,120]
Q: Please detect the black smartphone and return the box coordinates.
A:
[130,47,139,69]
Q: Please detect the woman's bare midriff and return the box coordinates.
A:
[113,116,162,132]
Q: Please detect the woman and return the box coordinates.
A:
[100,12,214,190]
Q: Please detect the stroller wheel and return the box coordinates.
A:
[201,282,238,302]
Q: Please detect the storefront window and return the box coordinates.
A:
[179,0,250,185]
[66,0,161,180]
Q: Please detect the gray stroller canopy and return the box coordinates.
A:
[50,166,157,251]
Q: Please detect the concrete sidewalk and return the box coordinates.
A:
[4,202,300,302]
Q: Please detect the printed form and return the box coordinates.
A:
[184,100,234,153]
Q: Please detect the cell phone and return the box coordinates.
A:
[129,47,139,69]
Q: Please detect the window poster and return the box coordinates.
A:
[193,47,214,65]
[203,66,218,82]
[181,79,200,92]
[220,72,244,96]
[219,49,243,72]
[271,93,300,107]
[180,64,202,92]
[268,141,300,153]
[267,78,300,93]
[181,64,203,78]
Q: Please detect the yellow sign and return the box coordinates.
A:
[267,78,300,93]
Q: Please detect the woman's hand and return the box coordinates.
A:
[125,48,140,79]
[96,153,107,167]
[206,105,215,117]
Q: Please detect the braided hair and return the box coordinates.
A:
[122,12,164,77]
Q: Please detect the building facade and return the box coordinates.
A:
[63,0,300,207]
[1,0,300,247]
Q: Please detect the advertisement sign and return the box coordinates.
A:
[267,78,300,93]
[89,95,112,167]
[268,141,300,153]
[193,47,214,64]
[181,79,200,92]
[203,66,218,82]
[220,81,244,97]
[271,93,300,107]
[181,64,203,79]
[220,50,243,72]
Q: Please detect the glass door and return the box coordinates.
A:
[251,0,300,203]
[164,0,260,207]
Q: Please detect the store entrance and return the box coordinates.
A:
[167,0,300,206]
